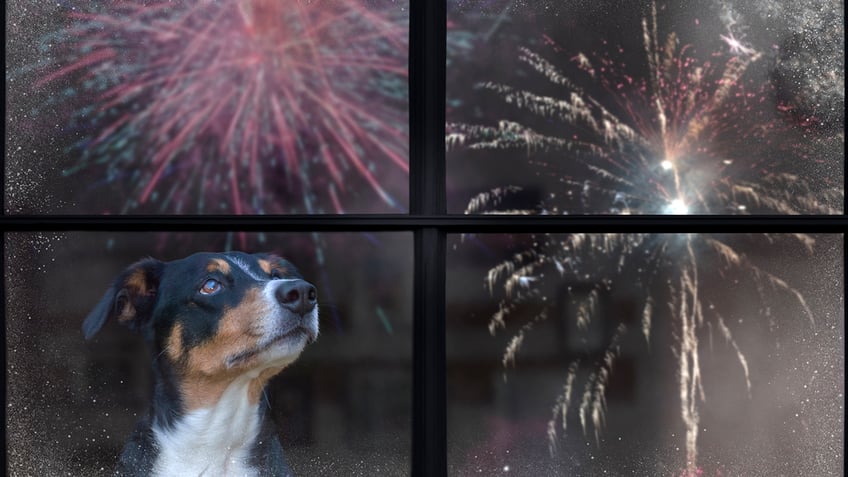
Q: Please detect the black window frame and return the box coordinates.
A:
[2,2,845,477]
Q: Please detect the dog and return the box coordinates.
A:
[83,252,319,477]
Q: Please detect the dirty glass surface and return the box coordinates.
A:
[446,232,843,476]
[6,232,413,476]
[6,0,409,214]
[446,0,843,214]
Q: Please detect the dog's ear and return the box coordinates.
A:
[83,258,165,340]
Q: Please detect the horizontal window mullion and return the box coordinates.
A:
[2,215,846,233]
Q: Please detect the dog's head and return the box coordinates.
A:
[83,252,319,407]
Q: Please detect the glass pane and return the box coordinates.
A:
[6,231,412,475]
[447,233,843,475]
[6,1,409,214]
[447,1,843,214]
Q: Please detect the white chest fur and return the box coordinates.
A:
[152,378,262,477]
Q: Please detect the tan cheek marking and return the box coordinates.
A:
[179,366,287,411]
[166,322,184,362]
[185,289,265,376]
[180,375,234,411]
[180,288,269,410]
[206,258,231,274]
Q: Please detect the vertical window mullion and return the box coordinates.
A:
[410,1,447,476]
[412,226,447,477]
[410,1,446,215]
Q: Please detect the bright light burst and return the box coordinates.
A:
[447,3,841,216]
[447,1,841,474]
[35,0,408,214]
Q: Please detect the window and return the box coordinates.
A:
[6,0,409,214]
[4,2,844,477]
[6,231,414,475]
[445,232,842,475]
[444,1,843,476]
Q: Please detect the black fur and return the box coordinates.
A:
[83,252,306,476]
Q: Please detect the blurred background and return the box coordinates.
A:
[6,232,413,476]
[5,1,845,476]
[447,0,843,214]
[6,232,843,476]
[5,0,409,215]
[446,233,843,476]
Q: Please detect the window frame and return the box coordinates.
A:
[1,2,845,477]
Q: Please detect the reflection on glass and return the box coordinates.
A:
[6,232,413,475]
[5,1,409,214]
[446,0,843,214]
[447,233,843,475]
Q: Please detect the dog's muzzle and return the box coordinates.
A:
[274,279,317,317]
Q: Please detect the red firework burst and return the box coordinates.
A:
[39,0,409,214]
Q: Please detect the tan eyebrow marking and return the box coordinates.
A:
[206,258,231,275]
[259,257,289,277]
[258,259,272,275]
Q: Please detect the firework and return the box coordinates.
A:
[30,0,408,214]
[447,3,841,216]
[448,1,841,473]
[481,232,819,474]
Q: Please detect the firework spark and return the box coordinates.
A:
[481,232,817,474]
[448,1,840,473]
[30,0,408,214]
[447,3,841,216]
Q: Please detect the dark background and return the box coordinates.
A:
[5,1,410,215]
[4,232,843,477]
[5,1,845,476]
[446,233,843,476]
[446,0,844,213]
[6,232,413,476]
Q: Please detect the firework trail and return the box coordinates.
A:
[447,3,841,216]
[482,232,816,474]
[28,0,408,214]
[447,1,840,473]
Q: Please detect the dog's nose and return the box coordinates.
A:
[275,279,317,316]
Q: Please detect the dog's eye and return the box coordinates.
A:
[270,269,282,279]
[199,279,222,296]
